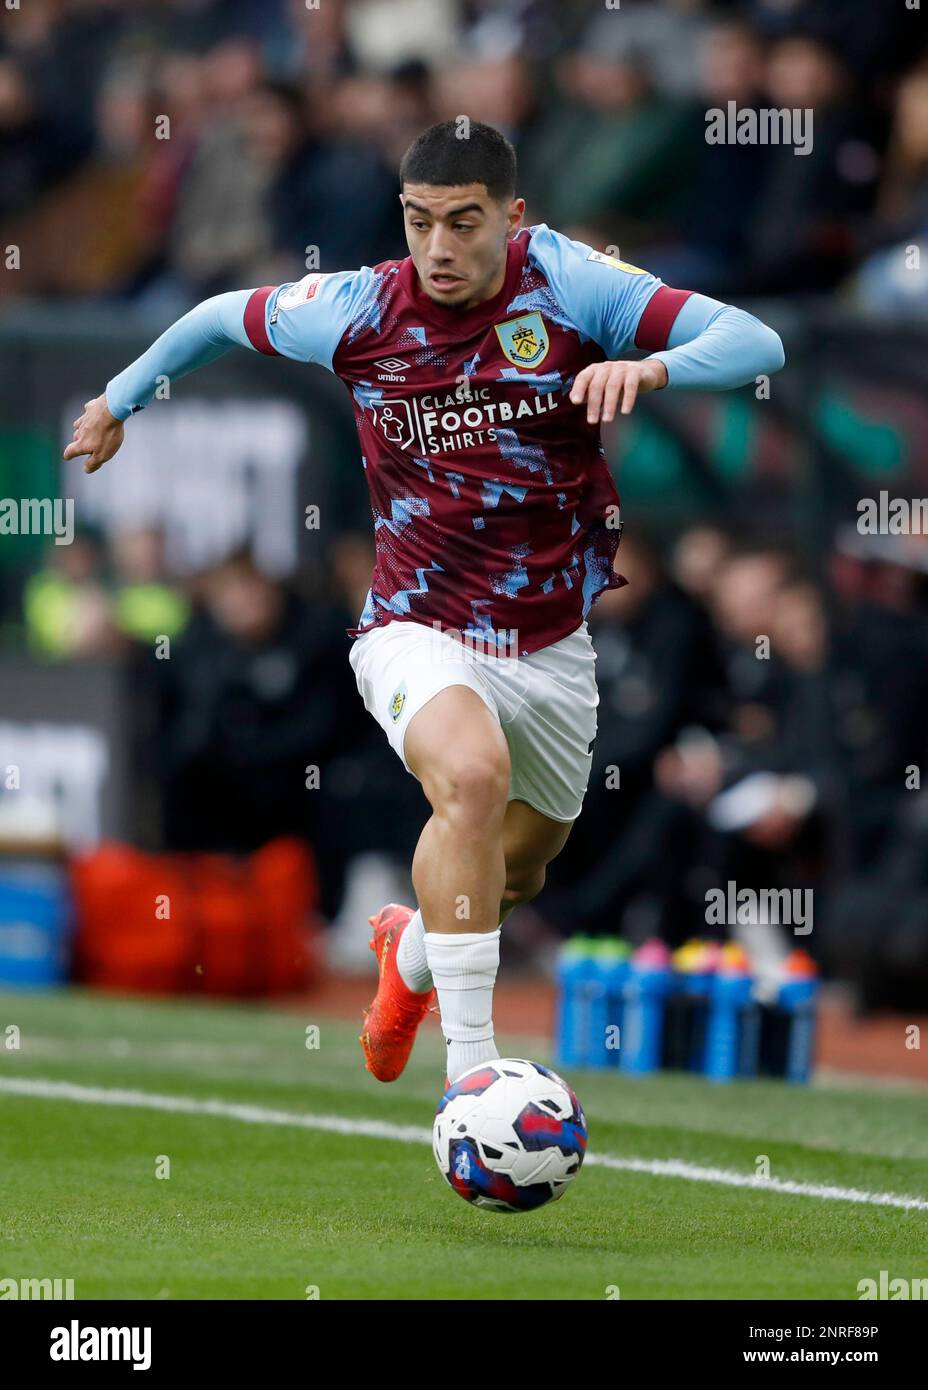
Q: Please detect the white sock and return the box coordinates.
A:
[395,909,433,993]
[424,928,501,1081]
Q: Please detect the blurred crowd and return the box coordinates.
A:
[22,517,928,1004]
[5,0,928,1004]
[548,527,928,1010]
[1,0,927,312]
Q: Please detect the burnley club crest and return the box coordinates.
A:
[494,312,549,369]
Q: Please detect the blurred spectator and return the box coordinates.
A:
[670,524,734,604]
[872,65,928,238]
[542,532,730,941]
[110,527,190,646]
[705,545,795,737]
[655,562,834,966]
[518,45,695,245]
[158,40,272,301]
[637,21,773,295]
[244,78,405,285]
[146,542,426,916]
[576,0,714,102]
[0,54,87,222]
[432,53,535,147]
[24,533,124,660]
[739,36,882,294]
[827,545,928,872]
[153,549,357,862]
[852,65,928,315]
[745,0,923,86]
[23,528,189,657]
[341,0,460,73]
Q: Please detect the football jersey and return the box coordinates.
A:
[243,224,693,656]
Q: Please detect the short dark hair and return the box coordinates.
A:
[399,120,517,204]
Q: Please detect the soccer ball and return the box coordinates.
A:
[432,1058,587,1212]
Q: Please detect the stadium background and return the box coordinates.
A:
[1,0,927,1081]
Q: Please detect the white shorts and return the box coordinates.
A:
[348,619,599,822]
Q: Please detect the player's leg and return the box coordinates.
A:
[405,683,512,936]
[393,796,570,999]
[403,684,513,1082]
[354,621,512,1082]
[392,794,570,1034]
[498,797,573,924]
[355,619,591,1084]
[445,618,594,1077]
[401,624,595,1082]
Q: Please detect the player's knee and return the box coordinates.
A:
[427,747,510,826]
[501,865,546,911]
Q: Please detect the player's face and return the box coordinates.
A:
[400,183,524,310]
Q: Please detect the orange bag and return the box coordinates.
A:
[71,838,323,997]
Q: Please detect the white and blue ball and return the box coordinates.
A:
[432,1058,587,1213]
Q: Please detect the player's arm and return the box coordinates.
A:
[64,290,255,472]
[64,271,367,473]
[528,226,785,424]
[572,289,786,424]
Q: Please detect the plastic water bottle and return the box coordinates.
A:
[0,862,70,988]
[554,935,598,1067]
[620,939,674,1075]
[778,949,819,1084]
[667,939,719,1073]
[589,938,631,1068]
[705,943,760,1083]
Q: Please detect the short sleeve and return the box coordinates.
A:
[242,268,375,370]
[525,224,693,358]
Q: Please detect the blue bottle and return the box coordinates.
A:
[0,861,71,988]
[705,944,760,1083]
[588,938,631,1068]
[668,939,720,1072]
[555,936,598,1068]
[620,940,674,1075]
[778,950,819,1084]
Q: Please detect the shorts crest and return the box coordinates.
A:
[389,681,408,722]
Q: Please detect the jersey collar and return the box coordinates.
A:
[397,229,530,334]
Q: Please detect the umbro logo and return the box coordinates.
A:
[374,356,410,380]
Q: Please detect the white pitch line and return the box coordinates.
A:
[2,1076,927,1214]
[0,1076,432,1146]
[583,1153,928,1211]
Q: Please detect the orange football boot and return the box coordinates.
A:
[360,904,436,1081]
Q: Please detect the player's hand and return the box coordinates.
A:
[570,358,668,424]
[63,395,125,474]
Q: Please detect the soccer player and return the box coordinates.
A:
[64,121,785,1088]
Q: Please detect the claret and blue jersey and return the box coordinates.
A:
[106,223,785,655]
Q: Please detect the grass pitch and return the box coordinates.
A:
[1,987,926,1300]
